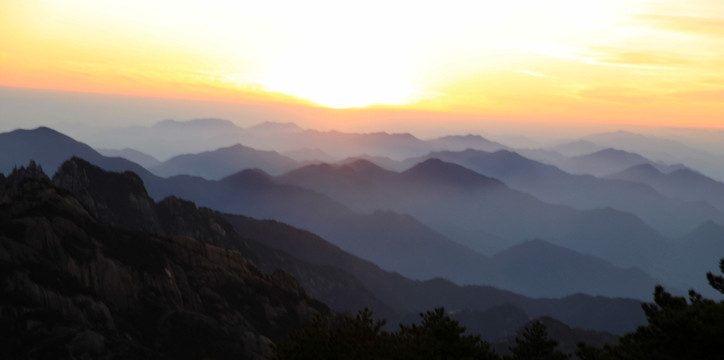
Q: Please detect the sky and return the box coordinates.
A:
[2,0,724,134]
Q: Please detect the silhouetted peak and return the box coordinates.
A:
[220,143,256,153]
[29,126,60,134]
[449,148,490,157]
[221,168,273,187]
[5,160,50,185]
[365,131,418,140]
[632,163,659,172]
[409,157,447,169]
[282,162,337,178]
[7,126,73,141]
[584,148,638,158]
[311,162,338,171]
[52,157,161,233]
[343,158,391,176]
[15,126,62,135]
[403,158,501,188]
[54,157,145,191]
[437,134,492,142]
[668,167,705,178]
[491,149,522,158]
[163,143,258,160]
[461,134,487,140]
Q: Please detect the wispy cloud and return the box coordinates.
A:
[592,50,693,67]
[578,86,657,104]
[514,70,548,78]
[636,14,724,37]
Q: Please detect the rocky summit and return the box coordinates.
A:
[0,160,332,359]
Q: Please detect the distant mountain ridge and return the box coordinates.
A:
[97,147,161,168]
[53,120,724,182]
[0,126,150,176]
[562,148,660,177]
[608,164,724,211]
[281,158,673,268]
[151,143,299,179]
[428,134,509,153]
[56,119,509,162]
[550,139,604,157]
[56,118,245,160]
[400,149,724,237]
[277,154,724,297]
[582,130,724,181]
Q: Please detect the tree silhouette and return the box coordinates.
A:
[706,259,724,294]
[274,307,499,359]
[506,320,568,360]
[576,258,724,360]
[273,308,390,360]
[397,307,499,360]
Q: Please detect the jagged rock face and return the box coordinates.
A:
[51,158,258,262]
[51,157,162,234]
[1,167,332,359]
[156,196,257,261]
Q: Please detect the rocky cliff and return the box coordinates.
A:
[0,161,332,359]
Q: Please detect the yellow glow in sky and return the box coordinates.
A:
[2,0,724,128]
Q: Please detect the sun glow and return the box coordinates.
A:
[3,0,724,127]
[1,0,636,108]
[258,16,418,108]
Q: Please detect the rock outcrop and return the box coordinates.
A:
[0,162,332,359]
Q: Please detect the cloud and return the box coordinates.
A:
[578,87,657,104]
[514,70,548,78]
[636,14,724,37]
[593,50,693,67]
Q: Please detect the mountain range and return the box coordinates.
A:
[150,143,299,179]
[581,130,724,181]
[3,125,724,300]
[549,148,682,177]
[608,164,724,212]
[400,149,724,238]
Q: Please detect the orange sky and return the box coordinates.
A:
[2,0,724,132]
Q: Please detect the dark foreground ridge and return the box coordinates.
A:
[0,160,332,359]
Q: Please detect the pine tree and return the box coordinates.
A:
[576,258,724,360]
[397,307,499,360]
[506,320,568,360]
[706,259,724,294]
